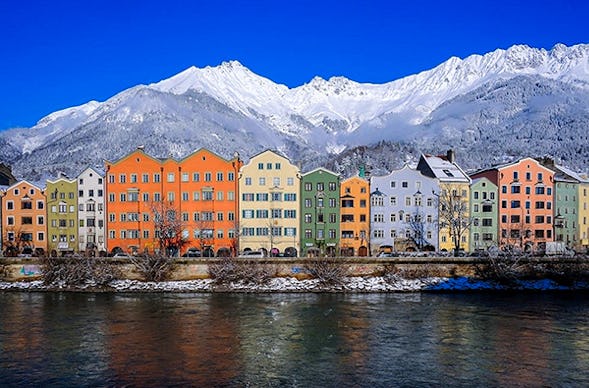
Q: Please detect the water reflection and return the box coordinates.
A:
[1,292,589,386]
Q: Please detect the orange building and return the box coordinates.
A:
[1,181,47,256]
[471,157,555,253]
[339,175,370,256]
[105,148,241,256]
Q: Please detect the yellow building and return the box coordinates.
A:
[339,176,370,256]
[46,175,79,256]
[238,150,300,256]
[417,151,471,253]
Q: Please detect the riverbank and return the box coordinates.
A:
[2,275,588,293]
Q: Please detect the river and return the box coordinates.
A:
[1,292,588,387]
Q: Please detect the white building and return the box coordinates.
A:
[370,165,440,253]
[77,167,106,254]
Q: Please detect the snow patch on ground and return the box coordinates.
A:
[2,277,588,292]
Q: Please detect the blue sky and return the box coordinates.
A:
[1,0,587,130]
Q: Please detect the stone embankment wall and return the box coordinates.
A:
[2,256,584,283]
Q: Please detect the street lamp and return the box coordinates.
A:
[553,212,565,242]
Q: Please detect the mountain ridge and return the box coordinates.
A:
[1,43,589,182]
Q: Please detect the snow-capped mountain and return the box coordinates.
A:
[1,43,589,181]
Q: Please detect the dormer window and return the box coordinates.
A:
[442,169,454,177]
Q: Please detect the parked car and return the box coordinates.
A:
[113,253,131,258]
[182,248,201,257]
[238,250,266,258]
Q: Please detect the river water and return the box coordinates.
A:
[1,292,589,387]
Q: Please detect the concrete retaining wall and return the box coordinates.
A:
[0,256,585,282]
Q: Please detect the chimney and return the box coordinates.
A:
[446,149,456,164]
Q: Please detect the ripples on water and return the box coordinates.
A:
[1,292,589,387]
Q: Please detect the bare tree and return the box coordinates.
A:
[2,227,32,257]
[150,200,189,257]
[406,208,429,251]
[436,184,473,256]
[499,216,532,254]
[193,215,215,255]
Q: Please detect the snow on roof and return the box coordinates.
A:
[421,154,470,183]
[552,164,589,183]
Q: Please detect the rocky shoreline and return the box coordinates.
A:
[2,276,588,293]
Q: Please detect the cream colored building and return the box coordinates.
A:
[238,150,300,256]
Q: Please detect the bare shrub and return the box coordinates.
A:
[0,264,8,280]
[304,258,348,286]
[540,261,589,287]
[473,255,530,285]
[130,254,176,282]
[208,257,274,285]
[41,256,122,287]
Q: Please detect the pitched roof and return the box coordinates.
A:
[418,154,470,183]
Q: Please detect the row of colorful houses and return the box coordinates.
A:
[1,148,588,257]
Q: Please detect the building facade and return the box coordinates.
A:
[105,147,242,256]
[370,165,439,253]
[340,176,370,256]
[472,157,555,253]
[1,181,47,256]
[300,168,340,256]
[46,176,79,256]
[238,150,300,256]
[77,167,106,255]
[469,177,499,251]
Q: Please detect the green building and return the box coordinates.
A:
[300,168,340,256]
[46,175,79,256]
[469,177,499,252]
[551,171,580,248]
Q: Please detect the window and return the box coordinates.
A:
[273,177,280,187]
[258,163,264,170]
[167,173,175,182]
[510,200,521,208]
[511,185,521,194]
[245,177,252,186]
[202,190,213,201]
[266,163,272,170]
[119,174,126,183]
[402,181,408,188]
[538,173,543,181]
[513,171,519,180]
[482,219,493,227]
[228,172,235,181]
[193,173,200,182]
[259,177,266,186]
[256,209,269,218]
[153,173,161,183]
